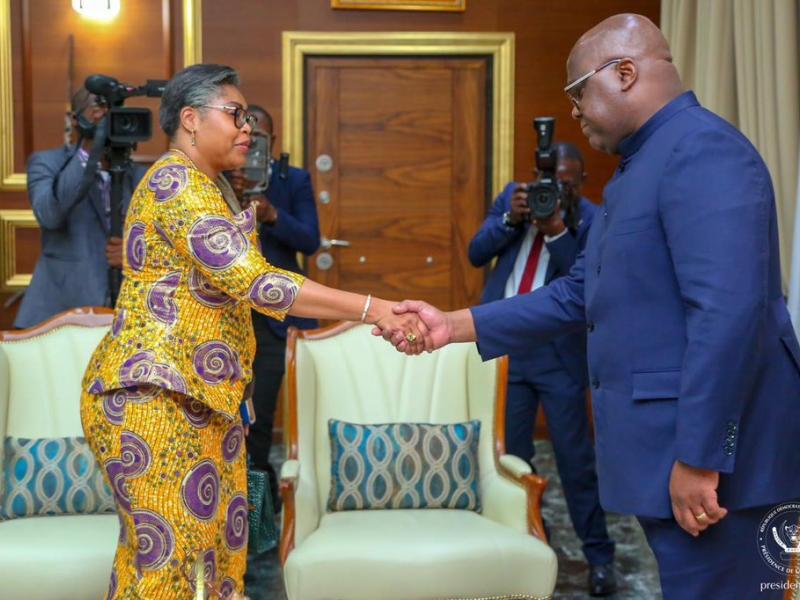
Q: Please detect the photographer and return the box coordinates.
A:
[226,105,321,508]
[468,142,616,597]
[14,87,146,328]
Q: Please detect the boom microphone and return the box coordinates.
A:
[85,74,123,98]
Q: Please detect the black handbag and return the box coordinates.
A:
[247,460,278,554]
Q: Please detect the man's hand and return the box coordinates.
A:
[371,300,452,353]
[79,102,108,151]
[105,236,123,269]
[241,195,278,224]
[365,298,431,355]
[533,203,566,237]
[669,460,728,536]
[506,185,531,226]
[227,169,248,202]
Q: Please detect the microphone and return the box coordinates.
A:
[145,80,167,97]
[244,136,269,183]
[84,75,166,104]
[85,74,124,98]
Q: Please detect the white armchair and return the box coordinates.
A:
[278,322,558,600]
[0,308,119,600]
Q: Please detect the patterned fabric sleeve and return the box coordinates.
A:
[148,162,305,321]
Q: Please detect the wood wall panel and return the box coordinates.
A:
[202,0,660,200]
[0,0,183,329]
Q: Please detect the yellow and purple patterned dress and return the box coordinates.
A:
[80,149,304,599]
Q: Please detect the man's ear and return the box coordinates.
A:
[618,58,637,92]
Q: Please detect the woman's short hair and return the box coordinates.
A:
[159,64,239,138]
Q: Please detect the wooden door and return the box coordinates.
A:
[305,57,488,311]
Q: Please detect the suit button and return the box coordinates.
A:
[587,322,595,332]
[591,379,600,389]
[596,265,602,275]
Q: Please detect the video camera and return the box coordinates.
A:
[79,74,166,307]
[85,74,166,145]
[525,117,561,220]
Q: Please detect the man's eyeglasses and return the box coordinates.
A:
[563,58,623,108]
[199,104,257,129]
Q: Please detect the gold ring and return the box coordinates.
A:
[695,512,708,522]
[405,332,417,343]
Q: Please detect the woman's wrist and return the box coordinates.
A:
[364,297,390,325]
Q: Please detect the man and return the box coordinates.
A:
[468,143,615,596]
[227,105,321,507]
[386,14,800,599]
[14,88,145,328]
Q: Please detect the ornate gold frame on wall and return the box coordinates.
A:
[0,209,36,290]
[282,31,515,198]
[0,1,24,192]
[0,0,202,291]
[332,0,466,11]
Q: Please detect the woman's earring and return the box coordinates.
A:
[191,129,197,146]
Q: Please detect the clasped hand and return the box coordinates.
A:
[370,300,451,355]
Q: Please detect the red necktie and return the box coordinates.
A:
[517,232,545,294]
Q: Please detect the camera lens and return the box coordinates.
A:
[118,115,136,134]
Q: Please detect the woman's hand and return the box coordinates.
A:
[368,298,430,355]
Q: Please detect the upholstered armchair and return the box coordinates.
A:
[0,308,119,599]
[279,322,558,600]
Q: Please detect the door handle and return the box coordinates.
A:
[320,237,351,250]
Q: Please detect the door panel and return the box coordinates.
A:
[305,57,487,311]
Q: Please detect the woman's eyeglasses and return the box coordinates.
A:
[199,104,257,129]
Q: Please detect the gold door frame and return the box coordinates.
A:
[282,31,515,198]
[0,0,202,291]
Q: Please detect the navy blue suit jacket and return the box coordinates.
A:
[471,92,800,518]
[15,146,145,328]
[468,183,596,386]
[254,163,321,338]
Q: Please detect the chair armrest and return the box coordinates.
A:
[499,454,532,478]
[497,454,549,542]
[279,459,300,566]
[281,459,300,482]
[0,349,8,498]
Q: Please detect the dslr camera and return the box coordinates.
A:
[525,117,561,220]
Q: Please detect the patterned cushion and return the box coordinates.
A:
[0,436,115,519]
[327,419,481,512]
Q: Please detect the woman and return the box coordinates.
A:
[81,63,425,599]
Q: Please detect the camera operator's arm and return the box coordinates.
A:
[538,199,596,274]
[261,170,320,256]
[468,183,527,267]
[27,150,89,230]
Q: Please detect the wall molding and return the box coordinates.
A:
[0,1,25,191]
[282,31,515,197]
[182,0,202,66]
[0,209,36,291]
[0,0,202,193]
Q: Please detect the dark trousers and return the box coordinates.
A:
[245,321,286,497]
[639,505,789,600]
[505,343,615,567]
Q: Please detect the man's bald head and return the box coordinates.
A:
[565,14,684,154]
[568,14,672,74]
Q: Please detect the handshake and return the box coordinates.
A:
[368,300,472,355]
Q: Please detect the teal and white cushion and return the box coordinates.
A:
[327,419,481,512]
[1,436,115,519]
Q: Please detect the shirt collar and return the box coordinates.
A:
[617,91,699,160]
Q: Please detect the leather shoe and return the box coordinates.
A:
[588,563,617,597]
